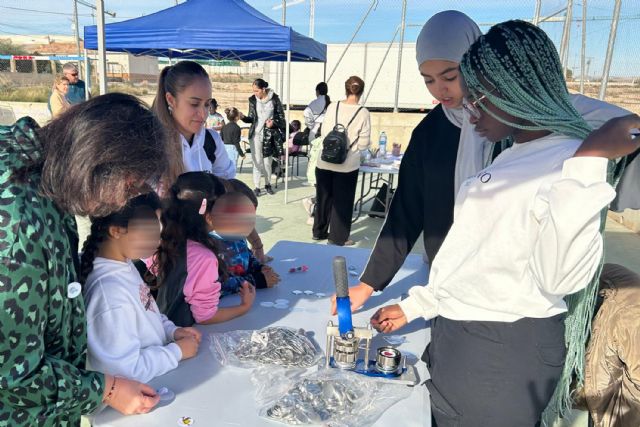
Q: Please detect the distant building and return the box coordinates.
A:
[1,34,158,83]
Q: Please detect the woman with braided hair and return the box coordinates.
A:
[334,9,634,318]
[370,20,640,426]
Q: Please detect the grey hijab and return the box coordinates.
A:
[416,10,486,197]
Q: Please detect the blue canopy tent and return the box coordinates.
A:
[83,0,326,62]
[84,0,327,201]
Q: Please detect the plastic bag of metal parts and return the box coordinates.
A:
[210,326,323,369]
[253,366,412,426]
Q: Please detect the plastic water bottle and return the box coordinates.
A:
[378,131,387,158]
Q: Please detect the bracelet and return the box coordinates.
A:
[103,377,118,402]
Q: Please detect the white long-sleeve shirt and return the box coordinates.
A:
[181,127,236,179]
[398,135,616,323]
[85,258,182,383]
[304,95,327,138]
[316,102,371,173]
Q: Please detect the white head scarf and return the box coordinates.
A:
[416,11,487,195]
[415,11,628,197]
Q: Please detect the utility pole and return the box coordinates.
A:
[280,0,286,96]
[73,0,82,78]
[599,0,622,100]
[96,0,107,94]
[393,0,407,113]
[559,0,574,77]
[580,0,587,93]
[309,0,315,38]
[533,0,542,25]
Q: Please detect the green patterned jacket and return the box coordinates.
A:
[0,117,104,426]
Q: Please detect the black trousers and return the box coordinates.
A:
[313,168,359,244]
[424,315,566,427]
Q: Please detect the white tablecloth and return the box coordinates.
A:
[93,241,431,427]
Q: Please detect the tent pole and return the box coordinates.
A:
[280,0,286,97]
[284,51,291,204]
[393,0,407,113]
[84,49,91,100]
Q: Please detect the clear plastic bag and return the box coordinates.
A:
[210,326,323,369]
[253,366,412,426]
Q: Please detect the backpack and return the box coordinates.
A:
[321,102,364,164]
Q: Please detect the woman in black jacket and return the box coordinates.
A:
[240,79,286,196]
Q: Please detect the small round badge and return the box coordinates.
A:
[67,282,82,299]
[177,416,195,426]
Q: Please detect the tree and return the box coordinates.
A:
[0,39,27,55]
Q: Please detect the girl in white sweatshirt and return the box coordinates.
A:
[81,193,202,384]
[370,20,640,426]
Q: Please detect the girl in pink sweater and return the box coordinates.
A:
[152,172,255,326]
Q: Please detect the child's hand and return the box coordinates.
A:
[262,267,280,288]
[176,336,199,360]
[239,281,256,308]
[174,327,202,344]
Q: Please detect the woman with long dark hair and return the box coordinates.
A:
[304,81,330,140]
[0,93,169,425]
[153,62,270,263]
[239,78,286,196]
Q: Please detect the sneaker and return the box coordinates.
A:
[312,234,328,241]
[302,197,313,215]
[265,185,275,195]
[254,188,262,197]
[328,239,355,247]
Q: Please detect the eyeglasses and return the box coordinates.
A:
[70,73,78,77]
[462,96,487,119]
[462,87,498,119]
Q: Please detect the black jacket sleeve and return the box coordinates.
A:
[360,107,460,291]
[360,125,426,291]
[232,125,244,156]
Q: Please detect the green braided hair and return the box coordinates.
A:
[461,19,592,140]
[460,20,611,425]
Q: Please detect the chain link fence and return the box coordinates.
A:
[1,0,638,127]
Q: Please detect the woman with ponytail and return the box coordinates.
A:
[82,193,201,384]
[370,20,640,426]
[153,172,256,327]
[154,62,270,263]
[152,61,235,187]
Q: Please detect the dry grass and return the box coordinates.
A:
[568,82,640,115]
[0,85,50,103]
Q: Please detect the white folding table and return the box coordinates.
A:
[93,241,431,427]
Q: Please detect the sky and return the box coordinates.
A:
[0,0,637,77]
